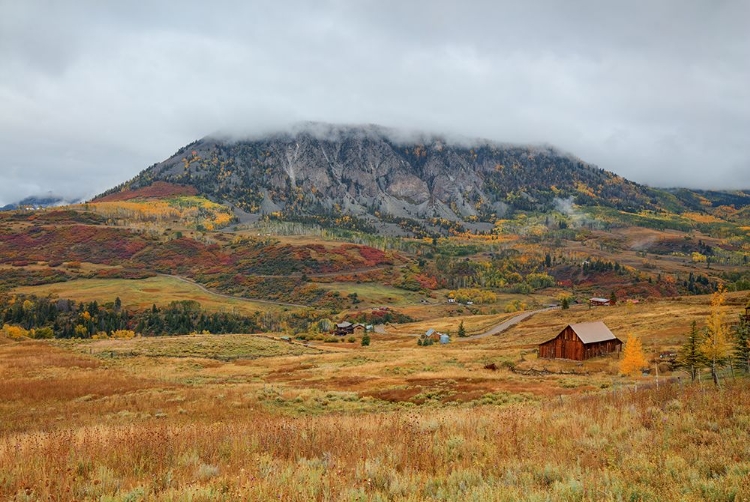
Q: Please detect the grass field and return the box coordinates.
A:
[1,293,749,500]
[313,281,423,306]
[12,276,292,314]
[1,332,748,500]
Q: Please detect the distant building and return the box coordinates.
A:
[334,321,354,336]
[439,334,450,344]
[538,321,622,360]
[422,329,442,343]
[353,323,366,336]
[589,297,612,307]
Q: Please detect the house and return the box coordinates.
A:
[423,329,441,342]
[538,321,623,360]
[589,297,611,307]
[419,329,448,345]
[334,321,354,336]
[353,323,366,336]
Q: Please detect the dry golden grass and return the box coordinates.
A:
[1,293,749,500]
[388,312,515,337]
[12,276,287,314]
[0,335,747,501]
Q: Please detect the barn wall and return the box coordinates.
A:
[539,326,585,361]
[539,327,622,360]
[582,340,622,360]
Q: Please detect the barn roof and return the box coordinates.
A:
[569,321,619,344]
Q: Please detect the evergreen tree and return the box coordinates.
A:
[361,332,370,346]
[457,320,466,337]
[733,314,750,374]
[678,321,706,381]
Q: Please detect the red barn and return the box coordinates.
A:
[538,321,622,361]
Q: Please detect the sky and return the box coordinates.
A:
[1,0,749,205]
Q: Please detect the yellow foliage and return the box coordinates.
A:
[450,288,498,305]
[574,181,595,198]
[620,334,648,376]
[111,329,136,339]
[701,285,731,365]
[683,212,722,224]
[2,324,29,339]
[90,196,233,231]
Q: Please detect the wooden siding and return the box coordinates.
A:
[539,326,622,361]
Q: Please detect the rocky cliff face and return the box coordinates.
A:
[101,123,671,233]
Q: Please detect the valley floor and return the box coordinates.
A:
[1,309,748,501]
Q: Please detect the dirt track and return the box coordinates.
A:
[458,306,558,341]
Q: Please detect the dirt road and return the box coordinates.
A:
[458,306,558,341]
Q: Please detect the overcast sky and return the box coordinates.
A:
[1,0,748,205]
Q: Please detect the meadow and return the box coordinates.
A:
[1,292,748,501]
[12,276,290,315]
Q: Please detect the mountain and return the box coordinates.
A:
[1,194,82,211]
[95,123,733,235]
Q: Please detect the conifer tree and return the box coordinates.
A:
[678,321,706,381]
[733,314,750,374]
[620,334,648,376]
[457,320,466,337]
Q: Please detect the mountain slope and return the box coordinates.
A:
[96,123,708,233]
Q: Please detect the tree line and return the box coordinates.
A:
[0,295,261,338]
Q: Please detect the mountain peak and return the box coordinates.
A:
[96,123,670,236]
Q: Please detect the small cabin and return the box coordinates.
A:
[334,321,354,336]
[424,328,440,342]
[353,323,366,336]
[589,297,612,307]
[539,321,622,361]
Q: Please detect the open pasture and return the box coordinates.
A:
[12,276,289,314]
[1,292,749,500]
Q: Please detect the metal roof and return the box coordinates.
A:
[569,321,619,344]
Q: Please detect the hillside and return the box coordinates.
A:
[97,123,703,235]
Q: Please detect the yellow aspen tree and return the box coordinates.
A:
[620,334,648,376]
[701,285,731,387]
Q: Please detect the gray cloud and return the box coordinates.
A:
[1,0,748,205]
